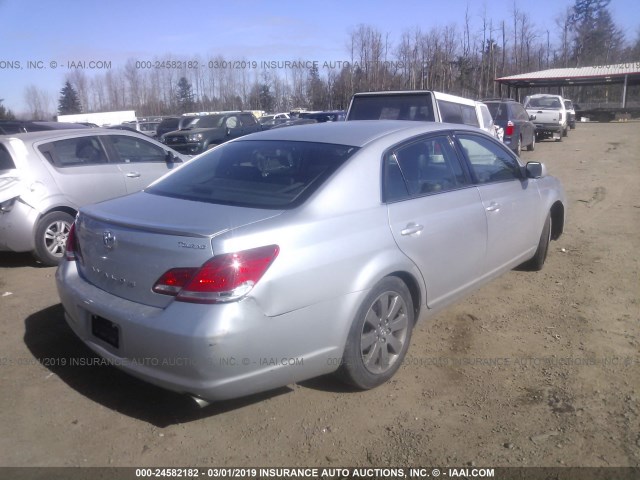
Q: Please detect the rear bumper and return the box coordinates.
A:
[533,123,562,134]
[55,259,361,401]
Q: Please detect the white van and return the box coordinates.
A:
[346,90,499,138]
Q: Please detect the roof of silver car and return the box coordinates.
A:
[239,120,483,147]
[0,128,147,143]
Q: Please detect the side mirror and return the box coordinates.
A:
[525,162,543,178]
[529,114,536,121]
[165,151,179,166]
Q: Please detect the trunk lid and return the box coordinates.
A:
[75,192,282,308]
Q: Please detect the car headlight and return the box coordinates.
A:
[187,133,203,142]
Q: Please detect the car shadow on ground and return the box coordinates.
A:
[299,375,361,394]
[23,304,293,427]
[0,252,43,268]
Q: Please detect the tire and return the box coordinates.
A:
[562,126,568,137]
[519,213,551,271]
[338,277,414,389]
[33,211,75,266]
[526,132,535,151]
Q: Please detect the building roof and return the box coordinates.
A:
[496,62,640,88]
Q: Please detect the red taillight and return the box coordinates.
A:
[505,121,514,136]
[64,222,78,261]
[152,268,197,295]
[153,245,279,304]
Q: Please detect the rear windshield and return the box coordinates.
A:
[193,115,225,128]
[526,97,562,109]
[158,118,179,129]
[347,94,435,121]
[485,103,507,121]
[147,140,359,209]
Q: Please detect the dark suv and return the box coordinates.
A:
[155,116,199,141]
[162,112,261,155]
[482,99,536,155]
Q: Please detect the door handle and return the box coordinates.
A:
[401,223,424,236]
[485,202,500,212]
[125,172,141,178]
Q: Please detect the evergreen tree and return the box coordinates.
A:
[176,77,195,113]
[0,99,16,120]
[570,0,625,66]
[307,65,326,110]
[58,81,82,114]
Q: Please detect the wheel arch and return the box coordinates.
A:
[550,201,564,240]
[40,205,77,221]
[387,271,422,326]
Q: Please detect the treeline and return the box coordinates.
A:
[21,0,640,119]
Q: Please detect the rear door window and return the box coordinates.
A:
[106,135,168,163]
[384,135,469,201]
[39,136,109,167]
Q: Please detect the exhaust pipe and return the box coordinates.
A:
[191,396,211,408]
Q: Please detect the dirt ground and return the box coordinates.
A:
[0,122,638,469]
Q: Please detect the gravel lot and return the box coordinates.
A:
[0,122,638,469]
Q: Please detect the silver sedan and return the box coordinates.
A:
[56,121,566,403]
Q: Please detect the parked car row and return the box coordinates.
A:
[523,94,572,141]
[346,90,501,140]
[483,94,577,155]
[340,89,575,156]
[483,98,536,155]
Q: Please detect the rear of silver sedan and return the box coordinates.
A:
[56,121,565,403]
[55,134,409,402]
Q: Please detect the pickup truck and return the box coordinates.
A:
[346,90,500,138]
[162,112,261,154]
[523,94,568,142]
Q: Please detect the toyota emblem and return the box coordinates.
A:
[103,231,116,250]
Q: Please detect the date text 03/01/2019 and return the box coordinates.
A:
[132,59,410,70]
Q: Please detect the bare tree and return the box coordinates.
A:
[23,85,54,120]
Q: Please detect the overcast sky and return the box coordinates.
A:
[1,0,638,115]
